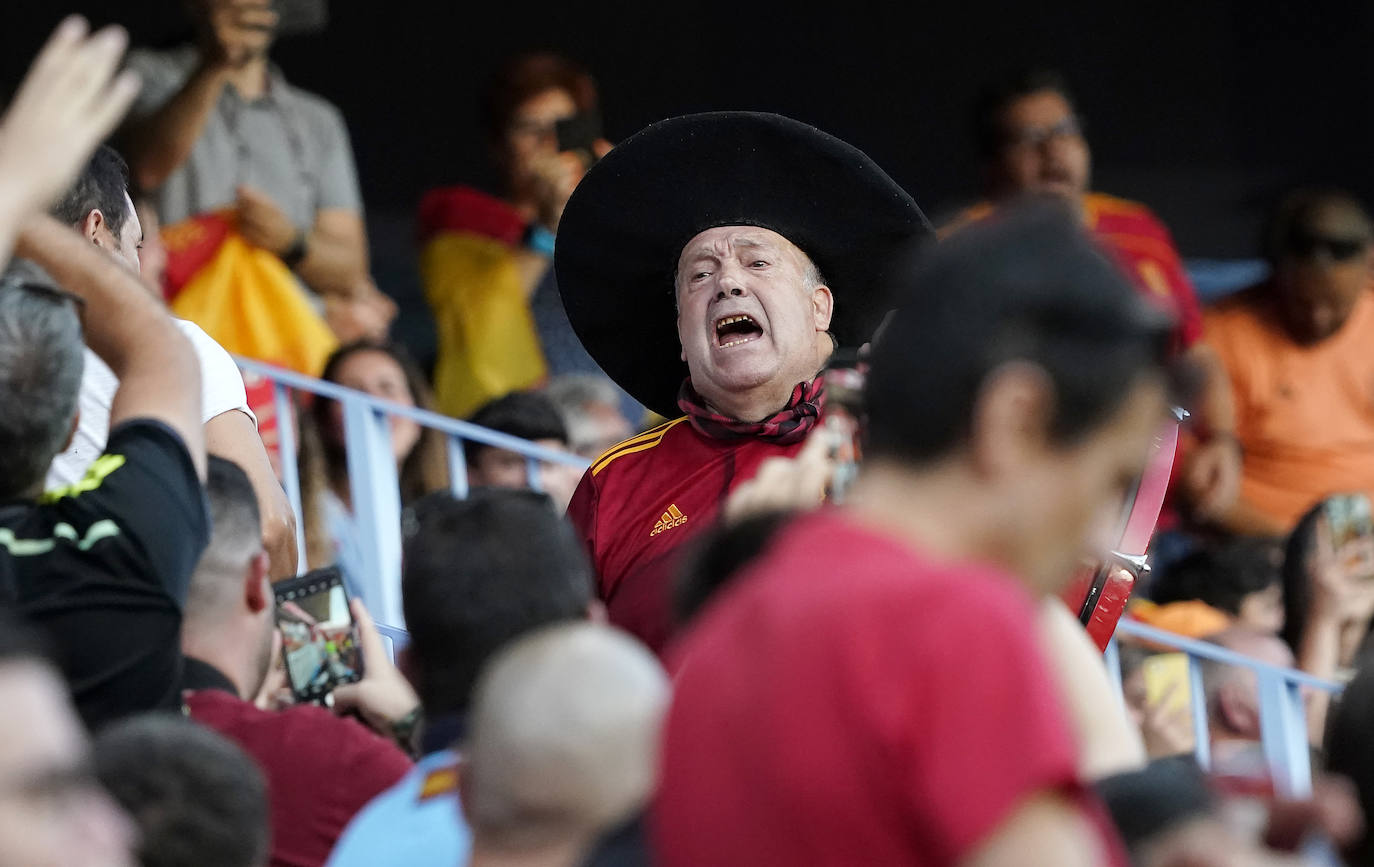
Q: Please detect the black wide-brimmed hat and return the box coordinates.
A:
[555,111,932,418]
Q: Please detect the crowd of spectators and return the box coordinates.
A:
[5,4,1374,866]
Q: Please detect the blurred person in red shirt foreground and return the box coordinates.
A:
[655,204,1176,866]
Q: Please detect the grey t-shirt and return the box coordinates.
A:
[124,46,363,229]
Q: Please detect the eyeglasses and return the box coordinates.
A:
[1002,115,1084,150]
[1287,229,1369,263]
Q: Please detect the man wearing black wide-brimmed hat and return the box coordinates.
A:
[556,112,931,653]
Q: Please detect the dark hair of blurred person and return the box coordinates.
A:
[298,340,449,571]
[94,713,268,867]
[467,390,568,477]
[180,456,413,867]
[1148,538,1285,634]
[673,510,796,627]
[325,488,595,867]
[402,488,593,725]
[0,606,136,867]
[49,145,138,268]
[656,203,1178,866]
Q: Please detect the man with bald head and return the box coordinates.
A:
[1205,188,1374,533]
[1197,627,1296,775]
[461,622,669,867]
[556,112,931,653]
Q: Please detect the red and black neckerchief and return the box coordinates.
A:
[677,377,825,445]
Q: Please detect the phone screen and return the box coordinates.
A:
[1141,652,1192,717]
[273,568,362,703]
[1323,493,1374,550]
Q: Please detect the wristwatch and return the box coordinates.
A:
[280,232,309,270]
[389,706,423,757]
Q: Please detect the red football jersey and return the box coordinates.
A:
[565,417,805,654]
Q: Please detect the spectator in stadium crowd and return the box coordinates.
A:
[328,489,597,867]
[94,713,269,867]
[1147,537,1286,635]
[655,205,1176,866]
[3,204,210,730]
[461,623,669,867]
[119,0,378,303]
[418,51,629,419]
[0,610,138,867]
[1280,498,1374,743]
[1204,188,1374,534]
[299,341,448,576]
[180,457,418,867]
[544,374,637,459]
[44,144,297,578]
[950,69,1241,527]
[1197,627,1297,776]
[466,391,582,511]
[555,111,931,654]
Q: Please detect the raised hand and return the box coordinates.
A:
[0,17,141,221]
[198,0,278,68]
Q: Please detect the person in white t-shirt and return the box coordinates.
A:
[43,145,298,577]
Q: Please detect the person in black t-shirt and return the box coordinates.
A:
[0,210,207,730]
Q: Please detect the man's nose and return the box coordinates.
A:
[714,267,747,301]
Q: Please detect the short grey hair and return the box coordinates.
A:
[544,374,622,415]
[0,274,84,498]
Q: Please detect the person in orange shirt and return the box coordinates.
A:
[951,69,1240,524]
[1204,189,1374,533]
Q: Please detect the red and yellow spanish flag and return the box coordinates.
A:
[162,210,338,376]
[418,186,547,419]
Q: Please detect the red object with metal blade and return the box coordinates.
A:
[1059,413,1182,651]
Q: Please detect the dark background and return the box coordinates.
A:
[7,1,1374,356]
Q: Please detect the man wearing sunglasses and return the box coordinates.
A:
[1204,189,1374,534]
[950,69,1242,529]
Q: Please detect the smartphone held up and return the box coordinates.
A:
[273,567,363,705]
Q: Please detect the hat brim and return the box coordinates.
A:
[555,111,932,418]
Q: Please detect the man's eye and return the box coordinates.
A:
[750,260,768,268]
[692,271,710,281]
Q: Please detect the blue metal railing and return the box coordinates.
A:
[1108,619,1344,798]
[235,356,590,629]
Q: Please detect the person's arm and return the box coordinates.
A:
[235,198,369,299]
[16,215,205,477]
[1038,599,1147,779]
[1180,341,1243,521]
[205,410,298,577]
[960,794,1107,867]
[120,1,277,191]
[0,18,140,265]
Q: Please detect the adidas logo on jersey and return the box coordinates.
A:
[651,504,688,536]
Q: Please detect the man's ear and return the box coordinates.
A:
[1218,680,1261,738]
[80,210,106,246]
[811,284,834,332]
[244,552,271,614]
[968,361,1055,479]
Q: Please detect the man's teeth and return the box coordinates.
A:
[716,315,754,330]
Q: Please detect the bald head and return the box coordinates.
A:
[1200,627,1295,740]
[463,623,669,857]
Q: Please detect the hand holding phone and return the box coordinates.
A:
[273,567,363,704]
[329,598,420,748]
